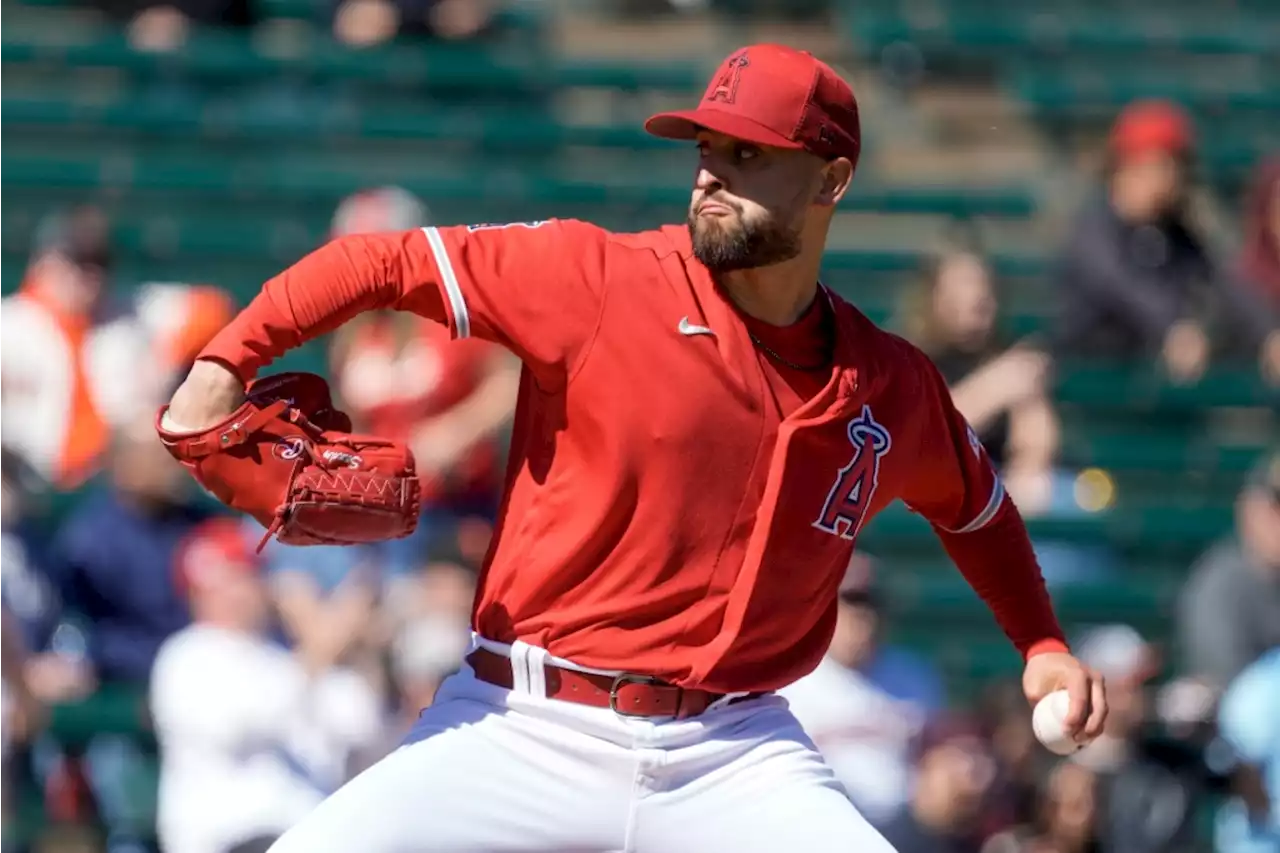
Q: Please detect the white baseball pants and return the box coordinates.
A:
[267,639,898,853]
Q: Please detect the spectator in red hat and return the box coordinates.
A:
[1052,100,1279,384]
[151,518,383,853]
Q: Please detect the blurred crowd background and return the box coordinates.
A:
[1,0,1279,851]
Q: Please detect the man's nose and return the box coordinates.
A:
[695,166,726,195]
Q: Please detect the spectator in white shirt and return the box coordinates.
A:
[779,553,946,827]
[150,518,384,853]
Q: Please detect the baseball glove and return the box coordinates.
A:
[156,372,420,550]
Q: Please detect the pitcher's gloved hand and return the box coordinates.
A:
[156,372,420,550]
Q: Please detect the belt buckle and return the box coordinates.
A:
[609,673,673,717]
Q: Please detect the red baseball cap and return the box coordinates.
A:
[1109,100,1194,160]
[644,44,861,169]
[174,517,260,598]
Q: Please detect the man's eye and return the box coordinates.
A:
[736,145,760,162]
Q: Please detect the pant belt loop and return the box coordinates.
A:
[508,640,534,695]
[525,645,550,697]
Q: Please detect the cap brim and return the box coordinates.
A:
[644,108,804,150]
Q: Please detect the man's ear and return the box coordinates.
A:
[815,158,855,207]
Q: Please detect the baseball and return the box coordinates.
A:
[1032,689,1083,756]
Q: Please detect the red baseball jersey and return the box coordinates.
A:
[201,219,1066,693]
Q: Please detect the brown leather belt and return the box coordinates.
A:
[465,647,759,720]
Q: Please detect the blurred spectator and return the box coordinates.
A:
[383,542,475,741]
[1072,624,1230,853]
[979,762,1103,853]
[900,244,1058,513]
[1178,450,1280,689]
[619,0,827,17]
[2,447,59,809]
[0,601,45,747]
[779,553,945,827]
[48,414,205,685]
[151,518,383,853]
[0,209,231,492]
[1237,157,1280,313]
[1237,158,1280,382]
[84,0,253,52]
[329,187,430,239]
[1,207,147,490]
[1033,761,1104,853]
[1,448,60,675]
[1213,646,1280,853]
[133,282,238,400]
[1070,626,1161,773]
[2,606,48,853]
[333,0,493,47]
[881,716,999,853]
[328,187,519,570]
[252,530,393,705]
[25,414,210,852]
[1052,100,1280,384]
[977,681,1053,834]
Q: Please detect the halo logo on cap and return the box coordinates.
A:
[709,51,750,105]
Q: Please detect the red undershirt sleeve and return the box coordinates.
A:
[934,503,1069,660]
[899,346,1068,660]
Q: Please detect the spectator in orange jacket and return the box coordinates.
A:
[2,207,239,490]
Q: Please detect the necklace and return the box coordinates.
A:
[748,332,829,372]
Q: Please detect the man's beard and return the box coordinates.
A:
[687,206,802,273]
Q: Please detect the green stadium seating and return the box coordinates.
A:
[2,152,1037,216]
[1,97,678,149]
[0,30,703,93]
[46,684,155,747]
[1007,57,1280,113]
[860,501,1238,551]
[838,0,1279,209]
[1055,365,1279,410]
[845,1,1279,57]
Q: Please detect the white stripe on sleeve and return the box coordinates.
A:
[421,226,470,339]
[946,476,1007,534]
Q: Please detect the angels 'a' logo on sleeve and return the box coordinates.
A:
[813,405,892,541]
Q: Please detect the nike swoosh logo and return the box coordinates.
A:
[678,317,716,337]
